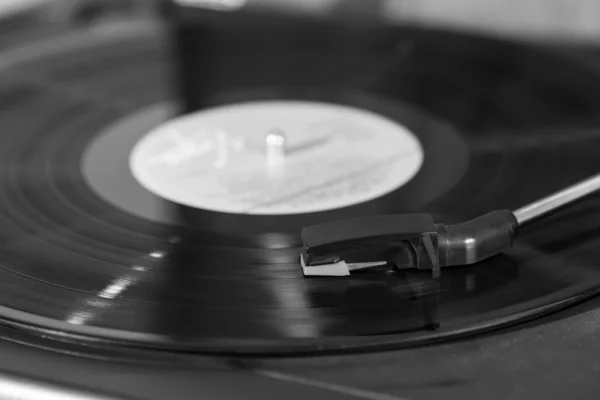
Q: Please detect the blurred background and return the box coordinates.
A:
[2,0,600,43]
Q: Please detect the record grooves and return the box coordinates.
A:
[1,20,600,358]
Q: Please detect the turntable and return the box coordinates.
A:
[2,1,600,399]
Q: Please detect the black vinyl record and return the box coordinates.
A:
[1,18,600,357]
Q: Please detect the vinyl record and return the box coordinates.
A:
[1,19,600,357]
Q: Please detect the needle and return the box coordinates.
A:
[301,171,600,276]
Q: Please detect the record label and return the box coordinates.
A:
[129,101,423,214]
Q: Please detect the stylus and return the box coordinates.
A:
[300,172,600,277]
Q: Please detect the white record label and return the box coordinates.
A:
[129,101,424,215]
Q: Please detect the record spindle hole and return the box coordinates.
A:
[265,128,286,177]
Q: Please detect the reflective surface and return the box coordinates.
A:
[1,19,600,355]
